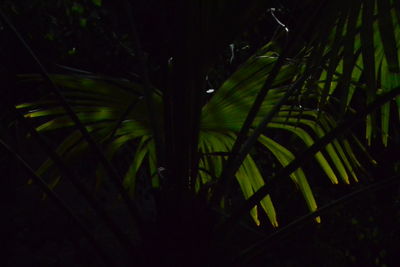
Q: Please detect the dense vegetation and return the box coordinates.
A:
[1,0,400,266]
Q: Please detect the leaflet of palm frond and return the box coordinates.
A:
[258,135,320,223]
[198,131,278,226]
[319,13,347,111]
[377,0,400,73]
[223,85,400,231]
[380,61,400,146]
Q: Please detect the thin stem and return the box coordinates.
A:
[0,138,113,267]
[211,0,329,206]
[120,0,165,167]
[219,85,400,233]
[235,174,400,264]
[12,106,138,256]
[0,8,142,228]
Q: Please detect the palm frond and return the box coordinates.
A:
[312,0,400,146]
[16,39,367,227]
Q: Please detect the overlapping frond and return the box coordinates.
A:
[16,0,400,227]
[311,0,400,146]
[16,40,367,226]
[200,47,364,225]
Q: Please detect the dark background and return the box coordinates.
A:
[1,1,399,266]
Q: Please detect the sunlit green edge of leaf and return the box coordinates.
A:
[258,135,320,223]
[266,122,339,184]
[122,136,151,194]
[275,111,361,183]
[199,131,277,227]
[273,114,355,184]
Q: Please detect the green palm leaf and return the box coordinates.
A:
[314,0,400,146]
[16,41,366,226]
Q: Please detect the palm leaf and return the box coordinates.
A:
[16,42,367,226]
[312,0,400,146]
